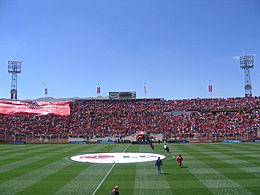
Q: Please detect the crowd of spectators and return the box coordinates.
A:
[0,97,259,140]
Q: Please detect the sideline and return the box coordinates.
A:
[91,144,130,195]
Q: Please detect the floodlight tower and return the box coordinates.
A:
[239,55,254,97]
[8,61,22,100]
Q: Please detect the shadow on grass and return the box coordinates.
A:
[162,172,170,175]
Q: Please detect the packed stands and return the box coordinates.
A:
[0,97,259,143]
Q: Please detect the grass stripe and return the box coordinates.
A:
[17,164,87,195]
[133,145,173,195]
[0,143,260,194]
[187,144,257,194]
[0,145,44,156]
[55,144,130,195]
[12,145,105,194]
[207,144,260,164]
[0,145,70,174]
[16,145,107,195]
[92,163,116,195]
[94,144,135,194]
[161,145,212,195]
[188,144,260,194]
[0,145,88,185]
[0,144,56,162]
[92,144,130,195]
[174,144,253,195]
[205,144,260,177]
[0,159,71,195]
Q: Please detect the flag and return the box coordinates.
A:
[208,85,213,93]
[144,83,147,94]
[97,86,101,94]
[45,87,48,96]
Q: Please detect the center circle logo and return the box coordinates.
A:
[70,153,166,164]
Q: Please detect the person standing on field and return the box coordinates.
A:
[155,157,163,174]
[109,185,120,195]
[164,143,169,153]
[176,154,184,168]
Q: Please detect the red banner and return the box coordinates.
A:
[0,100,70,116]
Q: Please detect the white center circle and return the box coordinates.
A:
[70,153,166,163]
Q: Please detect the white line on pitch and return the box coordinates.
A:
[123,144,130,152]
[91,144,130,195]
[91,163,116,195]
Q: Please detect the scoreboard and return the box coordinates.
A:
[109,91,136,100]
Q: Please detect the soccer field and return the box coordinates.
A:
[0,143,260,195]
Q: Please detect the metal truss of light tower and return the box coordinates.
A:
[8,61,22,100]
[239,55,254,97]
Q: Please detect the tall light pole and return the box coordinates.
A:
[8,61,22,100]
[240,55,254,97]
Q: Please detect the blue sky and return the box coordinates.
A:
[0,0,259,100]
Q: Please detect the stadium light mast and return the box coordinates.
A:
[8,61,22,100]
[239,55,254,97]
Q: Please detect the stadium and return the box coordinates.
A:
[1,94,260,194]
[1,96,260,144]
[1,1,260,194]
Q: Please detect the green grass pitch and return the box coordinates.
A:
[0,143,260,195]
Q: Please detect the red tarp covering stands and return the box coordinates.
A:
[0,100,70,116]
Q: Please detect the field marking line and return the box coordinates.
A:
[91,144,130,195]
[91,163,116,195]
[123,144,130,152]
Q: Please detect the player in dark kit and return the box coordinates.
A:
[150,142,154,150]
[155,157,163,174]
[176,154,183,168]
[109,185,120,195]
[164,143,169,152]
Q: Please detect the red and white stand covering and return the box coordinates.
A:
[0,100,70,115]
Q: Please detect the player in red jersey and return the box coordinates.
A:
[176,154,183,168]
